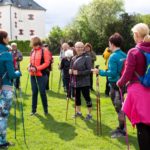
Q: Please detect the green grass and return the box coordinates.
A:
[7,56,138,150]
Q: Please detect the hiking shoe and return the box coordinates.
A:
[72,112,83,118]
[111,129,126,138]
[85,114,92,121]
[0,142,15,148]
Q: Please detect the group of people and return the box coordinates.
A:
[0,22,150,150]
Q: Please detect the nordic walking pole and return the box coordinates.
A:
[95,65,102,135]
[50,64,53,91]
[13,85,17,139]
[25,73,29,95]
[58,70,62,93]
[119,88,130,150]
[19,82,26,144]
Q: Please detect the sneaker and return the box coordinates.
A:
[72,112,83,118]
[30,112,37,116]
[0,142,15,148]
[85,114,92,121]
[111,129,126,138]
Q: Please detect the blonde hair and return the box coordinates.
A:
[131,23,150,42]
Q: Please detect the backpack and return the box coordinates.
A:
[40,49,52,75]
[135,47,150,87]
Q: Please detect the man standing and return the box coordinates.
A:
[11,43,23,89]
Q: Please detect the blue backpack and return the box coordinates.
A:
[135,47,150,87]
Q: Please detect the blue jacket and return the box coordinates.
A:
[0,44,20,86]
[99,49,126,83]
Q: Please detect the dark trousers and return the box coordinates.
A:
[105,77,110,96]
[14,77,20,89]
[90,73,93,90]
[46,71,50,90]
[110,83,125,130]
[75,86,92,108]
[136,123,150,150]
[31,75,48,113]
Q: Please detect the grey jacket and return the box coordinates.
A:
[70,53,92,88]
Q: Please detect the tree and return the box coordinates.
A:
[88,0,124,35]
[46,26,65,54]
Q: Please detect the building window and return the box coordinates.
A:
[28,14,34,20]
[19,29,23,35]
[30,30,35,36]
[15,36,18,40]
[15,22,17,28]
[14,13,17,19]
[0,12,2,18]
[0,23,2,29]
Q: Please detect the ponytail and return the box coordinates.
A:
[143,35,150,42]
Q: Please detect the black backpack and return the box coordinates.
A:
[40,49,51,75]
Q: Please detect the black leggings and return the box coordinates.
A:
[136,123,150,150]
[75,86,92,108]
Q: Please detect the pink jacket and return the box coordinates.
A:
[117,42,150,126]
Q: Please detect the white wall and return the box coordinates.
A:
[0,5,11,39]
[0,5,46,40]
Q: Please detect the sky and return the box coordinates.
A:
[34,0,150,34]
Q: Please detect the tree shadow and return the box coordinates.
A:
[36,113,77,141]
[84,118,138,149]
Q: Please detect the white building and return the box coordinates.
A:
[0,0,46,40]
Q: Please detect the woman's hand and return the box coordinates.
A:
[91,68,99,75]
[69,69,73,75]
[73,70,78,75]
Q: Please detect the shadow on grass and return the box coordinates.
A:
[36,113,77,141]
[47,90,66,99]
[85,119,138,150]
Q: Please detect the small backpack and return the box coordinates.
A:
[135,47,150,87]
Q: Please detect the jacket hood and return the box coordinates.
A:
[137,42,150,53]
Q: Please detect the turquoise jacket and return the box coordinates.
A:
[0,44,20,86]
[99,49,126,83]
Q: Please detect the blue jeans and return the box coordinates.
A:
[0,90,13,145]
[31,75,48,113]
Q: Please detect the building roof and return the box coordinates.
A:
[0,0,46,11]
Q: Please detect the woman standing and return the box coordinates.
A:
[29,37,50,115]
[84,43,96,91]
[70,42,92,120]
[0,30,21,148]
[117,23,150,150]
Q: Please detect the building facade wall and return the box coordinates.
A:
[0,5,45,40]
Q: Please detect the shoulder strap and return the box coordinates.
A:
[41,48,44,64]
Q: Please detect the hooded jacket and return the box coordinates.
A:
[0,44,20,86]
[70,53,92,88]
[117,42,150,87]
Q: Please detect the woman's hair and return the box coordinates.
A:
[131,23,150,42]
[0,30,8,45]
[84,43,93,51]
[30,36,42,47]
[109,33,123,47]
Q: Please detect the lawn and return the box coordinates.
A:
[7,56,139,150]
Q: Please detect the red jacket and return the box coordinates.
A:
[30,47,50,76]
